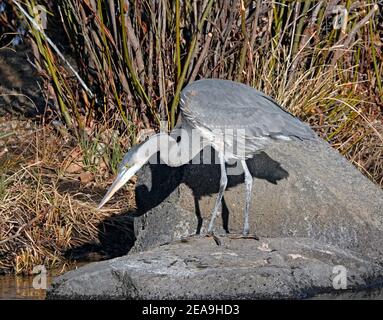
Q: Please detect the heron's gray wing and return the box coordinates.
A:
[180,79,316,141]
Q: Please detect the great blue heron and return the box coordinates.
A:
[98,79,316,240]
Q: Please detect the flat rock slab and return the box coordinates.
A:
[47,237,383,299]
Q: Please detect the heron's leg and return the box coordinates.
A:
[207,152,227,235]
[241,160,252,236]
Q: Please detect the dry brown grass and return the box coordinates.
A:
[0,117,135,275]
[267,66,383,186]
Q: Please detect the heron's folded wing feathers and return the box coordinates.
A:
[180,79,316,141]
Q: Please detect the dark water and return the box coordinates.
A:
[0,257,95,300]
[0,264,86,300]
[0,274,52,300]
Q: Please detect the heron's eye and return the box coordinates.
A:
[176,136,181,143]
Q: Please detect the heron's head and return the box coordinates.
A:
[97,139,155,209]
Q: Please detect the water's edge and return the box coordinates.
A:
[0,275,52,300]
[1,274,383,300]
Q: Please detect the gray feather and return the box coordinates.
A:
[180,79,316,159]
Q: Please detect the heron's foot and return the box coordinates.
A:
[226,232,259,241]
[178,234,202,243]
[206,231,222,246]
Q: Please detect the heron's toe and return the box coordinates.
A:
[252,233,260,241]
[205,232,221,246]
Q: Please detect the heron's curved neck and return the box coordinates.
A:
[138,130,205,167]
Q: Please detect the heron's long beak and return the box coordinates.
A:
[97,163,141,209]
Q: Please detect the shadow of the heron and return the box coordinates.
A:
[136,149,288,211]
[65,148,288,260]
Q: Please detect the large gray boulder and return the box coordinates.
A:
[47,139,383,299]
[133,140,383,262]
[47,237,383,299]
